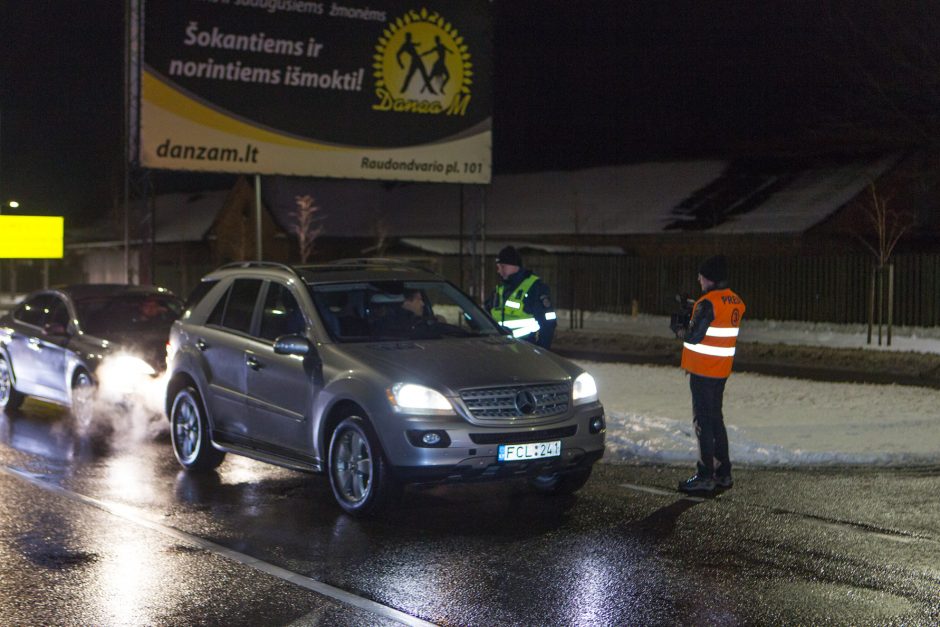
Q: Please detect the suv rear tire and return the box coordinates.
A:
[70,370,96,431]
[170,386,225,471]
[328,415,400,516]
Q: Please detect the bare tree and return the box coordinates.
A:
[855,182,914,345]
[820,1,940,154]
[290,195,325,263]
[361,216,389,257]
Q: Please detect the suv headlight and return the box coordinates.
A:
[388,383,454,414]
[572,372,598,405]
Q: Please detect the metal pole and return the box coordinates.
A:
[479,187,486,304]
[254,174,263,261]
[123,0,131,282]
[458,185,464,290]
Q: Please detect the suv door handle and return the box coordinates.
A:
[245,355,263,370]
[196,339,209,351]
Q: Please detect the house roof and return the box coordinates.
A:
[67,190,232,247]
[262,156,898,238]
[68,157,899,249]
[149,190,232,243]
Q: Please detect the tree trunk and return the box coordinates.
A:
[887,263,894,346]
[867,266,875,345]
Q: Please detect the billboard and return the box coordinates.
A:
[137,1,492,183]
[0,216,64,259]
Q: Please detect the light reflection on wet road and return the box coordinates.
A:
[1,398,939,626]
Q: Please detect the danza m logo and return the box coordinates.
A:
[372,8,473,116]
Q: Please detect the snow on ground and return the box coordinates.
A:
[584,360,940,467]
[566,312,940,467]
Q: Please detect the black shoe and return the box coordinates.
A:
[678,474,715,494]
[714,475,733,489]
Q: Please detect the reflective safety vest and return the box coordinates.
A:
[681,288,745,378]
[490,274,546,339]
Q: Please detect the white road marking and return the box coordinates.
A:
[1,464,437,627]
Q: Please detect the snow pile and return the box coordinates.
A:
[584,360,940,467]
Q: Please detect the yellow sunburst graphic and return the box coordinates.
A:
[373,8,473,115]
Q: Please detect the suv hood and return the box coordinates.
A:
[338,336,576,392]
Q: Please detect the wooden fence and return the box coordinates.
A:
[442,253,940,327]
[6,252,940,327]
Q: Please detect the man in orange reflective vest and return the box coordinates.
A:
[673,255,745,495]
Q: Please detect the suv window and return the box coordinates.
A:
[258,282,305,341]
[218,278,262,334]
[13,294,55,327]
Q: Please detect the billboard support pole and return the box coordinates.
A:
[479,187,486,304]
[123,0,132,282]
[458,185,464,290]
[255,174,263,261]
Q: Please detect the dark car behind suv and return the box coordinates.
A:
[0,285,183,423]
[165,260,606,515]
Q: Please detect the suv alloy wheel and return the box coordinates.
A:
[328,415,400,516]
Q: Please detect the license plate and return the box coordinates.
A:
[498,440,561,462]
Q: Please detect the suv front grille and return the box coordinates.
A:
[469,425,577,445]
[459,382,570,421]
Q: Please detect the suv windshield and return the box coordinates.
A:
[309,280,500,342]
[75,293,183,335]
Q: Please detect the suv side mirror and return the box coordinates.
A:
[274,334,313,356]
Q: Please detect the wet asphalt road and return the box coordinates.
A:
[1,399,938,626]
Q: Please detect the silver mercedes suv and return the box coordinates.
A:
[165,260,606,515]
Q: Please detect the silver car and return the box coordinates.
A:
[0,285,183,424]
[165,260,606,515]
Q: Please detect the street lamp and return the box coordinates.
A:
[8,200,18,209]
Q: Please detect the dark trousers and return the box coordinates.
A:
[689,373,731,479]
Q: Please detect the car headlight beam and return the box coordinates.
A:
[108,354,157,377]
[388,383,453,414]
[572,372,598,405]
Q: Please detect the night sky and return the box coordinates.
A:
[0,1,935,221]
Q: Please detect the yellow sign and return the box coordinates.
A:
[0,216,64,259]
[373,8,474,117]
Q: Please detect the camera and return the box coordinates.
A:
[669,293,695,337]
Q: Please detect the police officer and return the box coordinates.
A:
[673,255,745,494]
[486,246,557,349]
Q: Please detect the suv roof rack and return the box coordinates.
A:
[216,261,306,281]
[217,261,295,272]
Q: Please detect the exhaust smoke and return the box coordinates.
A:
[72,352,170,445]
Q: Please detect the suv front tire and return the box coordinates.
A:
[171,386,225,471]
[328,415,400,516]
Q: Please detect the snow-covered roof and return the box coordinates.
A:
[67,189,232,247]
[150,190,231,243]
[263,157,896,237]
